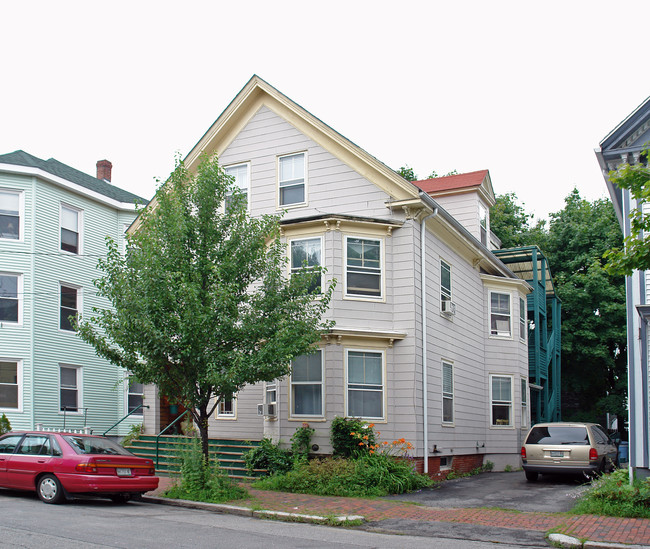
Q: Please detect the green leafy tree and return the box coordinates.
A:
[397,165,417,182]
[604,152,650,275]
[490,192,545,249]
[77,155,335,459]
[543,190,626,424]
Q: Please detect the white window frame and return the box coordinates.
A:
[345,348,385,421]
[0,189,24,242]
[289,236,323,295]
[521,377,528,428]
[490,374,513,428]
[489,291,512,338]
[441,259,452,304]
[125,375,144,416]
[59,364,82,414]
[277,152,307,208]
[344,235,384,300]
[479,203,489,246]
[519,297,527,342]
[224,162,251,212]
[290,350,324,418]
[0,358,22,412]
[0,272,22,325]
[217,394,237,419]
[60,203,83,255]
[59,283,82,333]
[442,360,454,425]
[264,381,277,418]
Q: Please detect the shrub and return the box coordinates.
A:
[243,438,293,476]
[572,468,650,518]
[291,423,315,463]
[163,437,247,503]
[0,413,11,435]
[121,423,143,447]
[330,417,376,458]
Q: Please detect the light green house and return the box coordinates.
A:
[0,151,147,436]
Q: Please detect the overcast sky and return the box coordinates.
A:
[2,1,649,220]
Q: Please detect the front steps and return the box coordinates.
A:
[125,435,265,479]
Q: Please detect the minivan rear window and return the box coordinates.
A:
[525,426,589,445]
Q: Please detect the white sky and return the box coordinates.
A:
[2,1,649,220]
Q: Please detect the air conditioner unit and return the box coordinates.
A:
[257,403,277,417]
[441,300,456,316]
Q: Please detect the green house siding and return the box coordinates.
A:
[0,155,145,436]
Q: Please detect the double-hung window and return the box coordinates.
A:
[521,378,528,428]
[519,297,527,341]
[346,237,382,298]
[224,163,249,211]
[291,351,323,416]
[490,375,512,427]
[61,204,81,254]
[347,350,384,419]
[479,203,488,246]
[442,361,454,424]
[217,396,235,418]
[278,153,305,206]
[0,273,20,323]
[265,381,277,416]
[441,260,452,303]
[290,237,322,294]
[127,378,144,414]
[490,292,511,337]
[0,360,20,409]
[60,365,80,412]
[60,285,79,332]
[0,190,21,240]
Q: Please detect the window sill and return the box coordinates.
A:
[489,334,513,341]
[490,424,515,429]
[442,422,455,427]
[289,416,326,422]
[278,202,308,211]
[343,294,385,303]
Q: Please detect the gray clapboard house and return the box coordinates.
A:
[596,96,650,479]
[143,76,533,473]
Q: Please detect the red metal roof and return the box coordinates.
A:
[413,169,489,194]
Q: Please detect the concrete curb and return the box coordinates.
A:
[142,495,365,525]
[548,533,649,549]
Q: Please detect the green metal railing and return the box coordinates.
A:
[102,404,149,436]
[155,410,190,468]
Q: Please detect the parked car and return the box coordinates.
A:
[0,431,159,503]
[521,422,617,482]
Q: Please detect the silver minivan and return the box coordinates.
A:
[521,422,617,482]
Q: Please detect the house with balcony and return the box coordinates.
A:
[140,76,536,473]
[0,151,146,437]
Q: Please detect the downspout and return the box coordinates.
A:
[420,205,438,474]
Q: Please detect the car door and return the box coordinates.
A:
[592,425,617,470]
[0,434,24,487]
[6,435,57,490]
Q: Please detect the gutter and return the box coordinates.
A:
[420,206,438,474]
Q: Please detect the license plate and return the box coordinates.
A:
[116,468,132,476]
[550,451,564,458]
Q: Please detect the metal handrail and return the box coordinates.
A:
[62,407,89,431]
[156,410,190,469]
[102,404,150,436]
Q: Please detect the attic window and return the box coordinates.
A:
[479,204,488,246]
[278,153,305,206]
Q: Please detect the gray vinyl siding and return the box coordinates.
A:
[431,193,483,244]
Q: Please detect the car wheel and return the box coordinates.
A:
[37,474,65,504]
[110,494,131,504]
[525,471,538,482]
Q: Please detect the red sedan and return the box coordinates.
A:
[0,431,159,504]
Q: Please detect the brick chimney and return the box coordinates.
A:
[96,159,112,182]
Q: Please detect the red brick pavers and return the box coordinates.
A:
[148,477,650,546]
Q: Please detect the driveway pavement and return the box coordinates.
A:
[386,470,588,512]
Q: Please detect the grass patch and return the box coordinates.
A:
[571,468,650,519]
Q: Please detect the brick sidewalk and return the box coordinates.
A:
[149,476,650,546]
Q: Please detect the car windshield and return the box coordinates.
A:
[526,426,589,445]
[63,435,133,456]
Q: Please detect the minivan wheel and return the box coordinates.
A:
[37,474,65,504]
[525,471,539,482]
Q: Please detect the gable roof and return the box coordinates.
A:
[0,150,146,205]
[413,169,495,206]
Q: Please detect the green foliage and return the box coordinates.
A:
[604,152,650,275]
[253,454,432,497]
[572,469,650,518]
[490,192,546,249]
[76,154,335,459]
[243,438,294,476]
[163,438,247,503]
[121,423,143,447]
[0,413,11,435]
[445,462,492,480]
[330,417,376,458]
[397,165,417,182]
[290,423,315,461]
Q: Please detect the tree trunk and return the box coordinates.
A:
[197,408,210,464]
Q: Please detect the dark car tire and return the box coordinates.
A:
[110,494,131,504]
[37,474,66,504]
[525,471,539,482]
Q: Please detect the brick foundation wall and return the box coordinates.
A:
[414,454,485,479]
